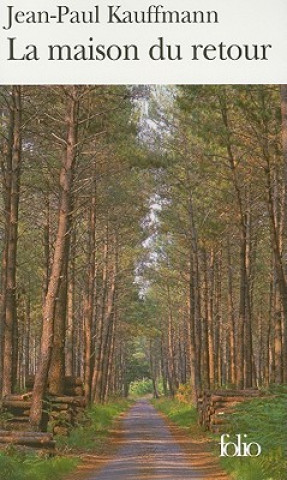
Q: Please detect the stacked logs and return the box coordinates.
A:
[0,377,85,448]
[197,389,263,433]
[1,393,33,432]
[25,376,86,435]
[0,393,54,451]
[0,431,55,450]
[46,395,86,436]
[25,376,84,397]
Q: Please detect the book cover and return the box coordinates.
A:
[0,1,286,479]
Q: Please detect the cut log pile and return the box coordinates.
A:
[0,393,34,432]
[0,431,55,450]
[0,377,85,448]
[26,376,86,435]
[26,375,85,397]
[46,395,86,436]
[197,389,264,433]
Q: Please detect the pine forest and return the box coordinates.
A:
[0,85,286,480]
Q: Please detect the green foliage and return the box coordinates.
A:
[221,456,267,480]
[124,339,151,385]
[152,398,198,430]
[129,378,154,396]
[175,383,194,403]
[0,451,76,480]
[219,389,287,480]
[0,410,14,428]
[58,399,131,451]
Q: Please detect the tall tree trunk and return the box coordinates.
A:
[30,86,79,430]
[280,84,287,382]
[219,91,253,388]
[84,190,96,404]
[65,232,75,377]
[166,282,177,396]
[91,228,108,403]
[2,86,22,396]
[187,256,199,404]
[24,290,31,386]
[227,237,236,385]
[203,249,211,390]
[48,260,68,395]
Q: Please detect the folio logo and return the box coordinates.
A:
[219,434,262,457]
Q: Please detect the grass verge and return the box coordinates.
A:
[151,396,230,479]
[0,449,77,480]
[151,397,204,439]
[57,398,132,452]
[153,388,287,480]
[0,398,132,480]
[217,386,287,480]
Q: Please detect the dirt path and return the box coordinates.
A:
[86,399,201,479]
[65,399,229,480]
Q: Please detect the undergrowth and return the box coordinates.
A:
[153,386,287,480]
[219,385,287,480]
[0,450,76,480]
[57,398,132,451]
[151,397,199,433]
[129,378,154,397]
[129,378,166,397]
[0,398,131,479]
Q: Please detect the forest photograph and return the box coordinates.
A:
[0,84,286,480]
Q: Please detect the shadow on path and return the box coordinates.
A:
[84,400,228,480]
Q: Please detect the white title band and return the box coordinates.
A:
[0,0,286,84]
